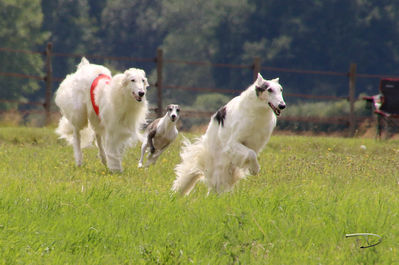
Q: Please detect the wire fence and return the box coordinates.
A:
[1,42,397,134]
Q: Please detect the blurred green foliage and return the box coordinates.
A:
[0,0,48,103]
[1,0,398,131]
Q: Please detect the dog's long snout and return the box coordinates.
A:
[278,103,286,110]
[138,91,145,98]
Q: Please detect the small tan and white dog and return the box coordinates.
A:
[138,104,180,168]
[172,73,286,195]
[55,57,149,172]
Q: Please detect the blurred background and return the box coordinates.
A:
[1,0,398,135]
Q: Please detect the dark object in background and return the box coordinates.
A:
[363,78,399,138]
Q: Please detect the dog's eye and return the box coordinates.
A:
[131,79,136,82]
[256,86,265,92]
[267,87,273,93]
[168,108,172,112]
[176,109,180,112]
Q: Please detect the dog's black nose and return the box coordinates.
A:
[278,104,286,110]
[138,91,145,97]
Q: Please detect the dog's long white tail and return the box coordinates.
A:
[55,116,94,148]
[172,137,206,195]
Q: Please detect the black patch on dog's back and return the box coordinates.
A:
[214,106,227,127]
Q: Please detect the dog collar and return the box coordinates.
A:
[90,74,111,116]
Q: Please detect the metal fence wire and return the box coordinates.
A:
[1,43,398,134]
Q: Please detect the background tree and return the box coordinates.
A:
[0,0,48,106]
[100,0,165,70]
[2,0,399,120]
[157,0,254,105]
[242,0,399,97]
[41,0,97,80]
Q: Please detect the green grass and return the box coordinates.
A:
[0,127,399,264]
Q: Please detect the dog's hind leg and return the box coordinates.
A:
[208,164,234,194]
[96,134,107,166]
[72,128,82,166]
[206,165,244,195]
[145,152,159,167]
[146,145,167,167]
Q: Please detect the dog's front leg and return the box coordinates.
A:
[138,141,148,168]
[104,133,123,172]
[225,142,260,175]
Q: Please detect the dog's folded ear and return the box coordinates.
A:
[255,73,264,84]
[122,70,130,85]
[137,69,149,88]
[255,73,264,85]
[143,76,149,88]
[272,77,280,83]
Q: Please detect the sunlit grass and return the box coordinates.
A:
[0,127,398,264]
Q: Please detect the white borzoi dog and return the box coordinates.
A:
[55,57,149,172]
[172,73,286,195]
[138,104,180,168]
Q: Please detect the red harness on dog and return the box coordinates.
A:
[90,74,111,116]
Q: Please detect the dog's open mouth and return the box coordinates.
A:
[268,102,281,116]
[133,93,142,102]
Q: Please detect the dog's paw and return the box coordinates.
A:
[108,167,123,173]
[107,163,123,173]
[249,162,260,175]
[144,160,154,168]
[246,151,260,175]
[99,155,107,166]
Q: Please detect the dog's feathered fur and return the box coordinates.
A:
[55,57,149,172]
[172,73,286,195]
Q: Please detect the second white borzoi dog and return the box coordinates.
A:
[138,104,180,168]
[172,73,286,195]
[55,57,149,172]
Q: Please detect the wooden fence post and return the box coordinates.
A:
[348,63,357,136]
[253,57,261,82]
[155,48,163,117]
[44,42,53,125]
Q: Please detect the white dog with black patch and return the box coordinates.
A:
[172,73,286,195]
[138,104,180,168]
[55,57,149,172]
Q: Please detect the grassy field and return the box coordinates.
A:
[0,127,398,264]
